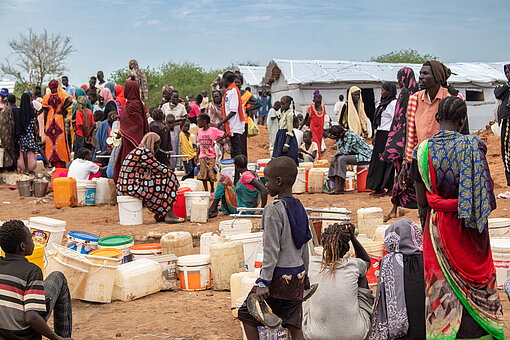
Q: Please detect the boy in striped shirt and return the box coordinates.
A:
[0,220,72,340]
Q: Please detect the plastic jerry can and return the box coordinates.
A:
[53,177,78,208]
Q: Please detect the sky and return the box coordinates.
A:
[0,0,509,87]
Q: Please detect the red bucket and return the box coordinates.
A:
[356,165,370,192]
[173,187,192,219]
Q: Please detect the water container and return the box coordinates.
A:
[17,179,32,197]
[490,238,510,288]
[357,207,384,239]
[53,177,78,208]
[177,254,212,291]
[89,248,123,263]
[307,169,324,193]
[51,168,69,190]
[190,200,208,223]
[247,162,257,171]
[220,158,234,169]
[210,240,245,291]
[98,235,134,263]
[257,158,271,170]
[29,216,66,247]
[321,207,349,231]
[85,180,97,205]
[112,259,163,301]
[200,232,227,255]
[67,231,99,254]
[230,272,256,312]
[219,219,253,237]
[230,232,264,272]
[117,195,143,225]
[77,254,119,303]
[93,178,110,204]
[173,187,192,219]
[184,191,210,220]
[313,159,329,168]
[76,181,87,206]
[241,275,257,299]
[356,165,370,192]
[181,178,204,191]
[489,218,510,238]
[221,166,235,182]
[374,225,390,242]
[131,243,162,260]
[359,240,385,285]
[146,254,178,290]
[345,171,356,191]
[160,231,193,257]
[299,162,314,170]
[108,179,117,205]
[292,167,306,194]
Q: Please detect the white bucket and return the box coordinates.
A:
[374,225,390,242]
[491,238,510,288]
[292,167,306,194]
[219,219,253,237]
[131,246,162,261]
[308,168,324,193]
[77,183,87,206]
[299,161,314,170]
[247,162,257,171]
[177,254,212,291]
[93,178,110,205]
[45,244,90,297]
[345,171,356,191]
[117,196,143,225]
[112,259,163,301]
[181,178,203,191]
[221,167,235,182]
[184,191,210,220]
[200,232,227,255]
[146,254,178,290]
[85,180,97,205]
[29,216,66,247]
[190,200,208,223]
[489,218,510,238]
[77,254,119,303]
[230,232,264,272]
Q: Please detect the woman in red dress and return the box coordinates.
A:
[300,90,325,159]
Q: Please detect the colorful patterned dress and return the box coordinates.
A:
[42,91,70,164]
[117,147,179,220]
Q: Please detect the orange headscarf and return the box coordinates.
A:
[221,82,244,136]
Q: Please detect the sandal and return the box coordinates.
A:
[303,283,319,301]
[208,210,218,218]
[165,217,185,224]
[246,292,282,329]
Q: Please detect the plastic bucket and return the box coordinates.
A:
[256,158,271,170]
[489,218,510,238]
[184,191,210,220]
[89,248,123,264]
[220,158,234,169]
[292,167,306,194]
[131,243,162,260]
[178,254,212,291]
[360,241,385,284]
[29,216,66,247]
[221,166,235,182]
[117,196,143,225]
[17,180,32,197]
[230,232,264,272]
[77,254,119,303]
[146,254,178,290]
[93,178,110,205]
[67,231,99,254]
[491,238,510,288]
[307,169,324,193]
[219,219,253,237]
[247,162,257,171]
[345,171,356,191]
[76,182,87,206]
[85,180,97,205]
[173,187,191,219]
[356,165,370,192]
[98,235,134,264]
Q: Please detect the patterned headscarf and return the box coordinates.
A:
[139,132,160,155]
[369,219,423,340]
[47,80,62,112]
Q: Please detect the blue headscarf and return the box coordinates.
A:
[105,82,116,100]
[72,88,94,119]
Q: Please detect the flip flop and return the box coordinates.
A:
[165,217,185,224]
[303,283,318,301]
[208,210,218,218]
[246,292,282,329]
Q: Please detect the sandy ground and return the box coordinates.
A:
[1,126,510,339]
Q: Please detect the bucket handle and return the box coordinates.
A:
[356,168,368,175]
[49,254,90,273]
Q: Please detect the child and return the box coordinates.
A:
[74,97,95,153]
[272,95,299,166]
[166,114,181,170]
[0,220,73,340]
[87,110,104,152]
[68,148,101,180]
[196,114,226,193]
[179,119,197,180]
[298,130,318,163]
[150,108,172,166]
[238,157,311,340]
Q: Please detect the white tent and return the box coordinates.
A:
[262,59,509,131]
[0,79,16,94]
[237,66,268,95]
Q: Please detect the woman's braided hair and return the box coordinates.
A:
[320,222,353,275]
[436,96,467,123]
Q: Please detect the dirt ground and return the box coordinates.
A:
[1,126,510,339]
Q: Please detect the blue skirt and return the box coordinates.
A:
[272,129,299,165]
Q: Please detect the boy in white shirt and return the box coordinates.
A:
[68,148,100,181]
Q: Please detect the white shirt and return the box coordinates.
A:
[162,102,187,119]
[68,159,100,181]
[378,99,397,131]
[293,128,304,146]
[224,88,245,135]
[333,101,345,122]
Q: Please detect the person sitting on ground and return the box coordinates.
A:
[150,108,172,167]
[196,114,226,193]
[238,156,311,340]
[68,148,101,181]
[117,132,182,223]
[179,119,197,180]
[368,219,425,340]
[298,130,318,163]
[208,154,267,218]
[303,222,374,340]
[328,125,372,194]
[0,220,73,340]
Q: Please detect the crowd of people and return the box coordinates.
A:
[0,59,509,339]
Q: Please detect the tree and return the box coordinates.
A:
[370,49,437,64]
[1,29,74,89]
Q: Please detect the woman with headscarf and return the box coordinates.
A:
[99,87,117,121]
[42,79,72,168]
[0,93,16,169]
[368,219,425,340]
[494,64,510,198]
[338,86,369,137]
[71,88,94,120]
[381,68,419,221]
[114,84,126,115]
[113,80,149,183]
[366,82,397,195]
[411,97,504,339]
[117,132,181,223]
[74,95,95,153]
[300,90,326,159]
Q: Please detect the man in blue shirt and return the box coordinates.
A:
[62,76,75,98]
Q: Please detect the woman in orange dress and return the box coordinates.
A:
[301,90,325,159]
[42,80,72,168]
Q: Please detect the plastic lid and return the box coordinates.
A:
[89,248,123,258]
[68,231,99,242]
[177,254,211,266]
[490,238,510,252]
[178,187,192,193]
[29,217,66,227]
[131,243,162,251]
[220,159,234,165]
[98,235,134,246]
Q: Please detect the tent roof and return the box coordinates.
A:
[237,66,267,87]
[262,59,510,86]
[0,79,16,93]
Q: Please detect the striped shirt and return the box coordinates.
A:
[405,87,464,162]
[336,130,372,163]
[0,254,46,340]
